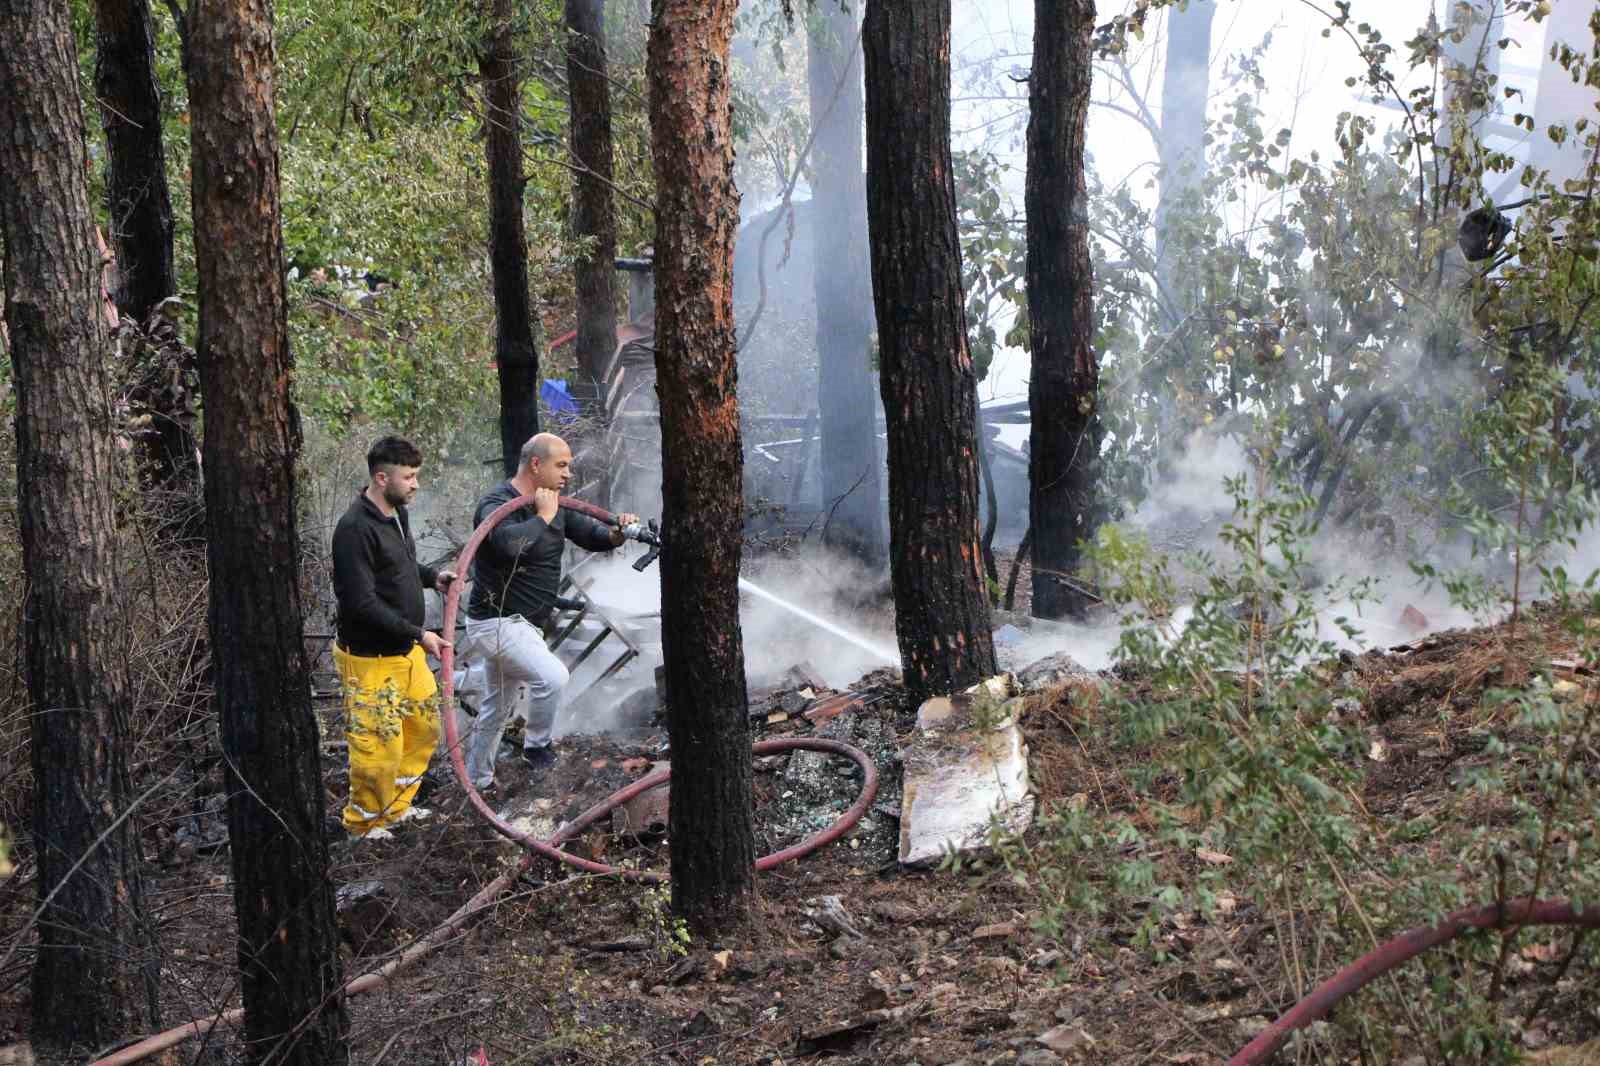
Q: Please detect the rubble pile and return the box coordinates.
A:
[480,646,1102,876]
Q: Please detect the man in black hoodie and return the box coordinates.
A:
[331,436,456,838]
[454,432,635,789]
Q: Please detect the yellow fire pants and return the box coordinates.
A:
[334,643,439,835]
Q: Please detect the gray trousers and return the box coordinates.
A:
[452,614,569,789]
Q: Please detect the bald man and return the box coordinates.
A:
[453,434,637,789]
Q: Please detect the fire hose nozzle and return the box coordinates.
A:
[555,497,663,571]
[619,517,662,571]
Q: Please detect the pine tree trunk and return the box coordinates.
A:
[565,0,618,418]
[1026,0,1101,621]
[648,0,755,936]
[807,2,884,565]
[0,0,160,1048]
[93,0,176,324]
[187,0,350,1060]
[483,0,541,476]
[862,0,996,703]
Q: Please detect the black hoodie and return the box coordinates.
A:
[331,491,439,656]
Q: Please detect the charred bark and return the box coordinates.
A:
[863,0,997,702]
[1026,0,1101,621]
[94,0,176,323]
[483,0,541,476]
[93,0,202,502]
[186,0,349,1060]
[648,0,756,935]
[807,1,884,565]
[565,0,618,418]
[0,0,160,1048]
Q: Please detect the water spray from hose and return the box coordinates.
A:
[557,495,898,665]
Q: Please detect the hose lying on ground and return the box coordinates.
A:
[88,493,879,1066]
[1228,897,1600,1065]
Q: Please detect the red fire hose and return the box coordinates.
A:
[1228,896,1600,1064]
[89,493,880,1066]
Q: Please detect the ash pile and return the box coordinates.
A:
[748,662,904,868]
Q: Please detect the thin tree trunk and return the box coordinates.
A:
[648,0,755,936]
[978,423,1000,597]
[863,0,996,704]
[93,0,202,502]
[1153,0,1214,326]
[187,0,350,1060]
[1003,525,1030,612]
[1145,1,1213,465]
[483,0,541,476]
[1026,0,1101,622]
[566,0,618,420]
[0,0,160,1048]
[94,0,176,324]
[807,0,884,565]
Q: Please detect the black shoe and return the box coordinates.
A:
[412,767,447,806]
[521,745,558,776]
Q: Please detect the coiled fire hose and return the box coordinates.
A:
[90,494,879,1066]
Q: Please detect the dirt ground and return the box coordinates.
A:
[3,604,1600,1066]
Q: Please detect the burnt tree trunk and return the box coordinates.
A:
[863,0,996,703]
[94,0,176,324]
[93,0,202,500]
[1026,0,1101,621]
[648,0,755,935]
[0,0,160,1048]
[807,0,884,565]
[565,0,618,420]
[187,0,350,1061]
[483,0,541,476]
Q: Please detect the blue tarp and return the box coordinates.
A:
[541,378,579,423]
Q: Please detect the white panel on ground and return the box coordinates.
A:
[898,675,1035,868]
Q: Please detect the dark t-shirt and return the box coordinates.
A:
[465,481,616,623]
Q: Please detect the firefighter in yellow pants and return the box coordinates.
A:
[335,643,440,833]
[330,436,456,839]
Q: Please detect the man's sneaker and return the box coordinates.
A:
[357,827,395,842]
[412,768,446,806]
[393,806,432,825]
[521,745,558,776]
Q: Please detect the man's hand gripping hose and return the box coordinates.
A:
[81,494,880,1066]
[558,493,662,571]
